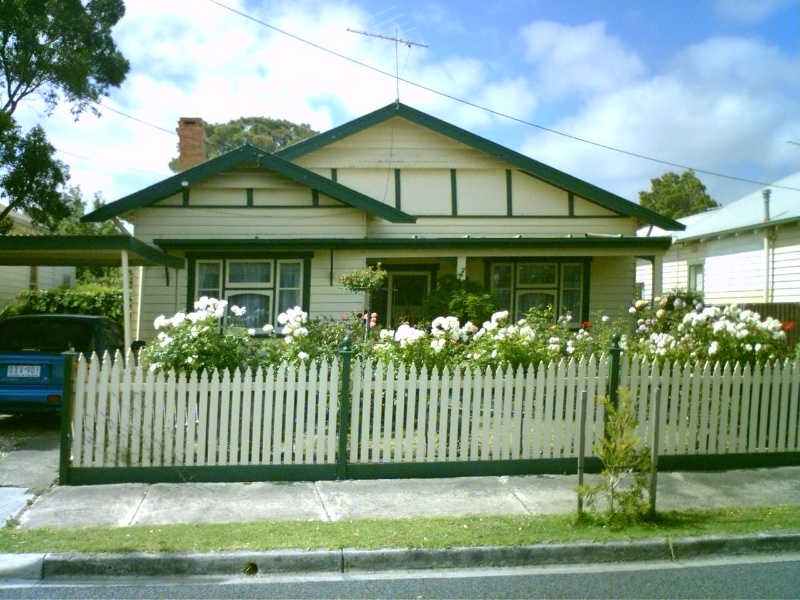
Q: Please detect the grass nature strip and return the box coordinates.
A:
[0,505,797,554]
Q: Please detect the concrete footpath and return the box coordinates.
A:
[1,430,799,579]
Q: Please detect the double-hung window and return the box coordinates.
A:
[688,262,704,293]
[488,259,588,324]
[194,258,305,330]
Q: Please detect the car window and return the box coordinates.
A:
[0,318,94,353]
[100,320,125,354]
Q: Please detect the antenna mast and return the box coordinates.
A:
[347,28,427,102]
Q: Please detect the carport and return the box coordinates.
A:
[0,235,184,350]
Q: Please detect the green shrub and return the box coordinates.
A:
[0,285,123,322]
[577,390,653,526]
[626,290,790,365]
[421,275,497,326]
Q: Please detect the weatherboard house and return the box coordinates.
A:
[637,171,800,305]
[84,103,683,340]
[0,203,75,310]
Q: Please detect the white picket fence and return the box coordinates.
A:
[69,353,800,471]
[71,355,340,469]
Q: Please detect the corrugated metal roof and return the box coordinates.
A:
[677,171,800,241]
[638,171,800,241]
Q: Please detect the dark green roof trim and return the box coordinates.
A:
[0,235,185,268]
[276,102,685,232]
[156,236,673,252]
[83,145,415,224]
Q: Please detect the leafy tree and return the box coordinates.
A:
[0,0,130,233]
[169,116,318,171]
[55,186,122,286]
[0,112,68,233]
[638,170,719,220]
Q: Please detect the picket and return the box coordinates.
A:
[788,361,800,451]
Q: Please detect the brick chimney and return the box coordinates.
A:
[176,117,207,171]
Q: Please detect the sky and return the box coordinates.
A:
[13,0,800,209]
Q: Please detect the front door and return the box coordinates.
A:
[389,272,430,327]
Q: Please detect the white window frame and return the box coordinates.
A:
[196,260,223,299]
[276,259,303,314]
[489,260,585,324]
[225,259,273,289]
[688,262,704,292]
[193,258,304,330]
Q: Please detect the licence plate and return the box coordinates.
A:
[7,365,41,378]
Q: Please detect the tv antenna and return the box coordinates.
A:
[347,28,427,102]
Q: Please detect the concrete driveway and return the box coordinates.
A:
[0,414,60,523]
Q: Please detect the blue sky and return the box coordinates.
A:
[16,0,800,209]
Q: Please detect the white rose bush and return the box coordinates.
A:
[143,297,255,375]
[141,291,794,375]
[625,292,791,366]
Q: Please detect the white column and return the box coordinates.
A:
[652,255,663,300]
[456,255,467,278]
[121,250,131,351]
[764,233,771,303]
[134,266,144,341]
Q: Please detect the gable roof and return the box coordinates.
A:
[83,144,416,224]
[277,102,685,231]
[673,171,800,243]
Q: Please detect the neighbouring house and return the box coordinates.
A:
[636,171,800,305]
[84,103,683,341]
[0,204,75,311]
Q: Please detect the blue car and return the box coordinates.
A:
[0,315,126,414]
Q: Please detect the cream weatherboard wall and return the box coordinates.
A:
[637,222,800,305]
[0,204,75,309]
[0,265,74,309]
[772,225,800,302]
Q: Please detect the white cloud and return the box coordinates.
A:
[712,0,795,24]
[519,34,800,203]
[519,21,646,98]
[8,0,797,211]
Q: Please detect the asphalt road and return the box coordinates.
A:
[2,554,799,599]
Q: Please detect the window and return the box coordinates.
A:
[688,263,704,292]
[193,258,305,330]
[489,260,587,323]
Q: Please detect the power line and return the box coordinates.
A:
[78,1,798,193]
[205,0,800,193]
[54,147,169,178]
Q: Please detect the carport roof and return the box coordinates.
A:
[0,235,184,268]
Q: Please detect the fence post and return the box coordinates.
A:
[608,333,622,407]
[649,387,662,516]
[577,389,588,516]
[337,335,354,481]
[59,351,77,485]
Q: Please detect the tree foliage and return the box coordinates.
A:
[0,287,123,321]
[0,112,68,232]
[169,116,318,171]
[55,186,122,286]
[421,275,498,326]
[577,390,653,526]
[0,0,130,233]
[638,170,719,220]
